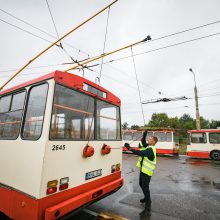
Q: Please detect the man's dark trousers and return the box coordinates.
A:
[139,171,151,209]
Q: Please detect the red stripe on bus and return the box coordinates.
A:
[188,129,220,133]
[0,172,122,220]
[54,104,93,115]
[186,151,210,158]
[122,148,178,155]
[0,121,20,125]
[156,149,178,155]
[45,177,123,220]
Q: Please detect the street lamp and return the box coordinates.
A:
[189,68,201,130]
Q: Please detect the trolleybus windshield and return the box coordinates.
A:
[50,84,121,140]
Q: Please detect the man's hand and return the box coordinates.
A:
[141,130,148,141]
[124,143,131,150]
[141,130,149,147]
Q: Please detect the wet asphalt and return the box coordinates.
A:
[68,154,220,220]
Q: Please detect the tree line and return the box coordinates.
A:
[122,113,220,144]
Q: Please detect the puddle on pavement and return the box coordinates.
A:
[190,176,220,190]
[188,160,210,166]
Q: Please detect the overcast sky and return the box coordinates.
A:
[1,0,220,126]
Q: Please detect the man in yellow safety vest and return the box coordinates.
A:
[124,131,158,217]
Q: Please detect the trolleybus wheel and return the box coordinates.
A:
[0,212,10,220]
[210,150,220,161]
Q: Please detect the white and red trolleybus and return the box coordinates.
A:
[187,129,220,160]
[0,71,123,220]
[122,129,179,155]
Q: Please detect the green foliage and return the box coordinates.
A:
[200,116,209,129]
[178,144,187,155]
[123,113,220,140]
[148,113,170,127]
[130,124,140,130]
[169,116,180,129]
[209,120,220,129]
[122,122,129,130]
[179,114,195,138]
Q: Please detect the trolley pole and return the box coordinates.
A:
[189,68,201,130]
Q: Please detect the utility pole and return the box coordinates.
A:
[189,68,201,130]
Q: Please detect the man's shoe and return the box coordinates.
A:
[140,198,146,203]
[139,209,151,217]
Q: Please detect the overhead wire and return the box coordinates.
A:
[1,8,220,121]
[101,32,220,65]
[0,8,90,56]
[142,96,190,104]
[2,5,220,125]
[64,36,152,72]
[45,0,93,72]
[0,17,86,61]
[0,63,62,73]
[130,47,146,125]
[70,31,220,104]
[67,19,220,68]
[86,6,111,145]
[0,65,158,97]
[151,19,220,42]
[45,0,60,39]
[2,16,220,95]
[98,6,110,83]
[103,64,163,96]
[199,93,220,98]
[123,102,220,115]
[198,77,220,88]
[0,18,53,44]
[0,0,118,90]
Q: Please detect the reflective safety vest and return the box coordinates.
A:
[136,145,156,176]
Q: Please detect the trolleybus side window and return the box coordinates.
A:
[166,132,172,142]
[0,95,11,113]
[187,133,190,145]
[174,133,179,143]
[123,132,133,141]
[154,132,167,142]
[209,133,220,144]
[96,100,120,140]
[22,84,48,140]
[191,132,207,143]
[0,91,26,139]
[133,132,142,141]
[146,132,153,139]
[50,84,95,140]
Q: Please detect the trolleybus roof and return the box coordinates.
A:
[188,129,220,133]
[0,70,121,106]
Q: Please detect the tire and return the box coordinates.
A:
[210,150,220,161]
[0,212,10,220]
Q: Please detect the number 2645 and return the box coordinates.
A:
[52,145,66,151]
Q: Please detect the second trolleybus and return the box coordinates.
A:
[187,129,220,160]
[122,129,179,155]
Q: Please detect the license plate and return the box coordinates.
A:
[85,169,102,180]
